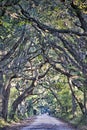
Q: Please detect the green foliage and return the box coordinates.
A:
[8,87,18,112]
[0,0,87,126]
[0,118,9,128]
[10,87,18,101]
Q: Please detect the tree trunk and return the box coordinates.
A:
[2,87,10,121]
[68,78,85,115]
[82,68,87,117]
[9,80,35,119]
[1,75,17,120]
[0,70,3,117]
[72,93,76,117]
[83,81,87,117]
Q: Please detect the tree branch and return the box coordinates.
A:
[0,26,25,65]
[71,2,87,32]
[19,4,87,36]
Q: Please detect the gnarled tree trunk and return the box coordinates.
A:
[9,80,35,119]
[2,86,10,121]
[1,75,17,120]
[0,70,3,117]
[83,80,87,117]
[68,78,85,115]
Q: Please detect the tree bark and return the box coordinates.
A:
[71,1,87,32]
[72,93,76,117]
[1,74,17,120]
[83,80,87,117]
[82,67,87,117]
[68,78,85,115]
[9,80,35,119]
[2,86,10,120]
[0,70,3,117]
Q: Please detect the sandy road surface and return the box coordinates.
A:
[21,114,76,130]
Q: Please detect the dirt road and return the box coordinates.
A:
[21,114,76,130]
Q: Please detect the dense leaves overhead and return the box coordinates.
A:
[0,0,87,120]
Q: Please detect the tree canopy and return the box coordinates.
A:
[0,0,87,122]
